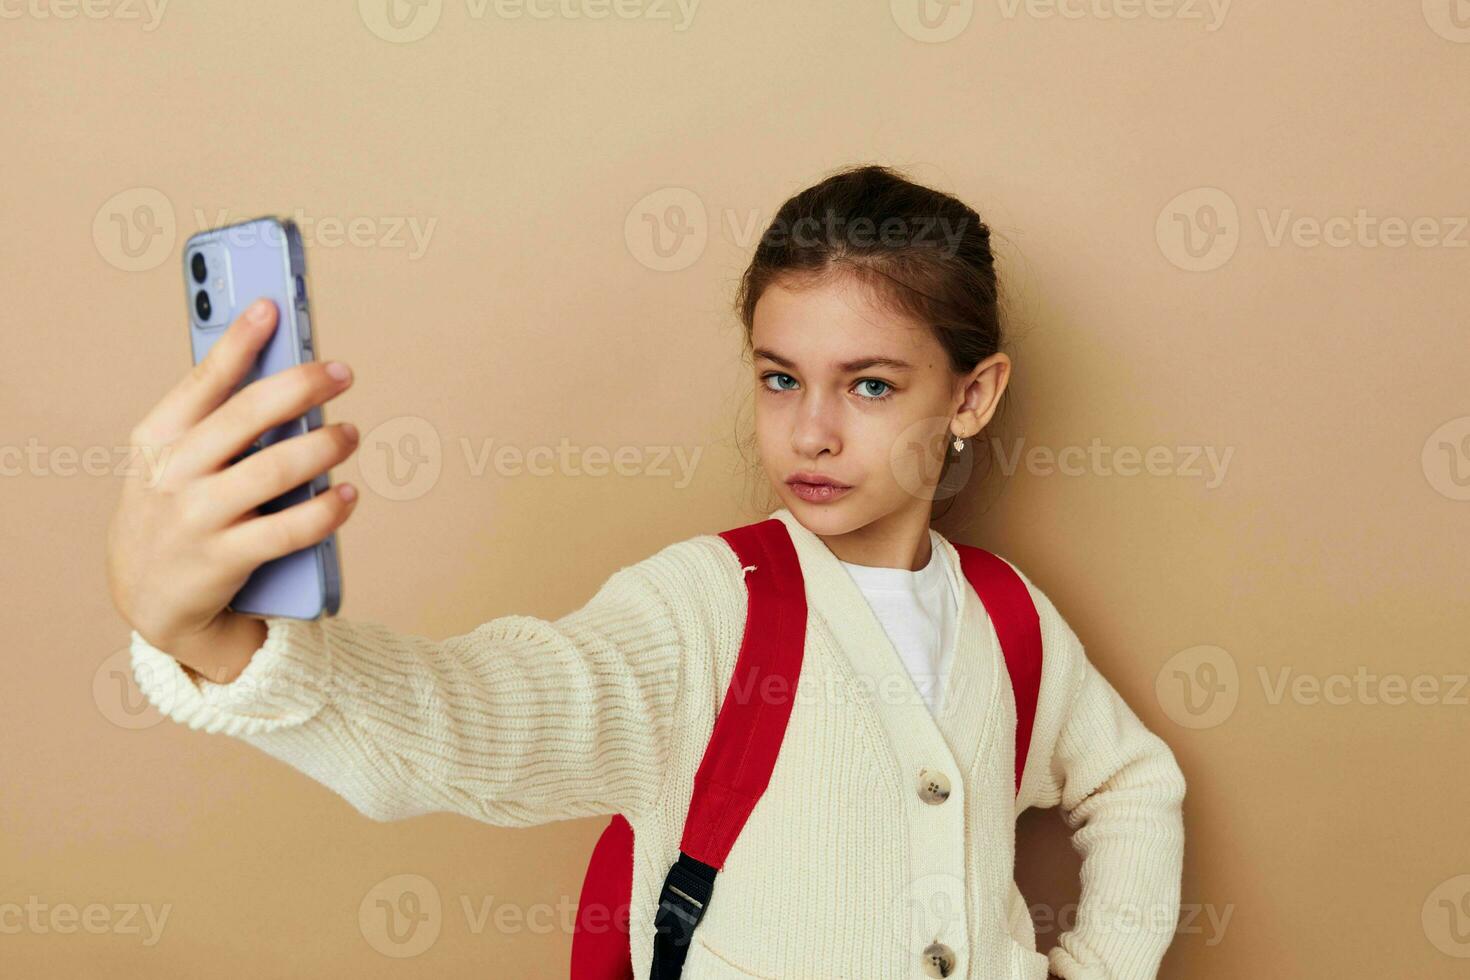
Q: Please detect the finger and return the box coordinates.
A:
[133,299,279,447]
[220,480,359,568]
[166,358,353,480]
[192,422,359,528]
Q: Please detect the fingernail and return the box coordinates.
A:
[337,483,357,502]
[341,422,358,441]
[325,361,351,382]
[247,299,273,323]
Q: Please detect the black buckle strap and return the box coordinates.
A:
[649,852,717,980]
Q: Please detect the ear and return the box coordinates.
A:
[952,352,1011,438]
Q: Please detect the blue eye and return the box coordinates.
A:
[762,373,799,392]
[759,373,895,401]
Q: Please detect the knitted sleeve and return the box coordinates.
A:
[1014,570,1188,980]
[127,559,686,828]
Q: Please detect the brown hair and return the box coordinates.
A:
[733,163,1013,520]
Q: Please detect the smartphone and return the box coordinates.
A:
[183,216,343,620]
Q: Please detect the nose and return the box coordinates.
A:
[790,391,841,459]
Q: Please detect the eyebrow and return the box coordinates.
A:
[753,348,913,373]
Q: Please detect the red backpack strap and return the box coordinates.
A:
[571,518,808,980]
[570,812,635,980]
[682,518,808,860]
[952,544,1043,796]
[649,517,807,978]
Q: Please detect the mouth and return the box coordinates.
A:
[785,471,853,503]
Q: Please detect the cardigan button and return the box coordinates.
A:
[921,940,957,977]
[917,767,951,805]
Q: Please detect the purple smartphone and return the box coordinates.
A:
[183,216,343,620]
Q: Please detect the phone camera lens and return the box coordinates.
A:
[190,252,207,284]
[195,290,212,320]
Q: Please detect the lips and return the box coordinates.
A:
[786,476,853,503]
[786,471,851,489]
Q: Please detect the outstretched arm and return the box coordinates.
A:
[129,558,686,828]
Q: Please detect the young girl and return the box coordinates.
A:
[108,165,1186,979]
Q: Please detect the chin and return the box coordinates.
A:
[781,488,866,535]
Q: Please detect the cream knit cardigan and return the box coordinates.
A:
[129,506,1187,980]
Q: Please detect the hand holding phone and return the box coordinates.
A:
[182,221,342,620]
[106,217,358,674]
[106,299,359,672]
[181,216,344,619]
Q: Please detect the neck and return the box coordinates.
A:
[813,506,934,571]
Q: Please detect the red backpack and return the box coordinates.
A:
[569,517,1043,979]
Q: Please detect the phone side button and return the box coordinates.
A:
[310,474,330,496]
[306,405,324,431]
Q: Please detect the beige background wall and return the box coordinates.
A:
[3,1,1467,975]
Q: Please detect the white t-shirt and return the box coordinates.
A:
[837,529,962,718]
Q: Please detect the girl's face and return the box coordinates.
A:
[752,272,1008,542]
